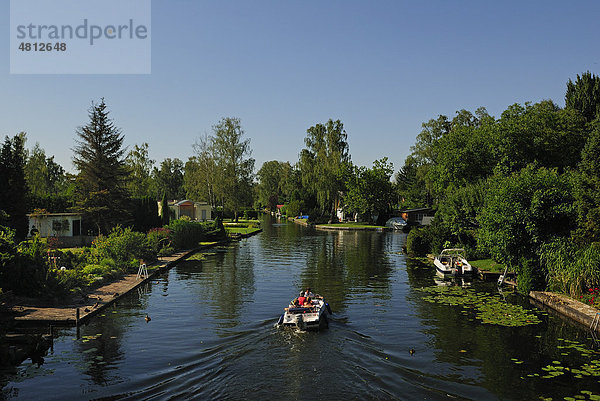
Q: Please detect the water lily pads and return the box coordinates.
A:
[416,286,541,327]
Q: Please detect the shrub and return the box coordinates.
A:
[167,219,215,249]
[541,239,600,296]
[81,264,106,276]
[57,249,87,269]
[56,269,84,292]
[92,226,153,267]
[147,227,172,255]
[158,245,175,256]
[515,257,545,294]
[1,229,61,297]
[17,234,47,264]
[406,228,431,257]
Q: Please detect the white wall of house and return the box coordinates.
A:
[27,214,82,237]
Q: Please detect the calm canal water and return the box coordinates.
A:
[2,217,600,400]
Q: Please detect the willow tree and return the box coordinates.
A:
[299,119,350,221]
[72,99,130,234]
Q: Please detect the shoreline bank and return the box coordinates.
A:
[1,240,231,327]
[530,291,600,333]
[286,217,390,231]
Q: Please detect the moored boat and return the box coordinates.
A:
[434,248,473,277]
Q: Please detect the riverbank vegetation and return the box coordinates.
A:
[401,72,600,297]
[1,217,225,298]
[2,73,600,303]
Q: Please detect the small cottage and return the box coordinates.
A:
[159,200,213,221]
[399,207,435,226]
[27,212,83,237]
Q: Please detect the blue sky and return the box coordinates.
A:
[1,1,599,175]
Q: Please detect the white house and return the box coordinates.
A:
[27,212,83,237]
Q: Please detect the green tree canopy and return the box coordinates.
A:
[256,160,293,210]
[0,133,28,238]
[478,165,576,292]
[25,142,67,197]
[573,124,600,243]
[565,71,600,122]
[72,99,130,234]
[299,119,350,220]
[153,158,185,200]
[125,142,155,198]
[211,117,255,220]
[493,100,587,173]
[345,158,395,225]
[184,134,218,207]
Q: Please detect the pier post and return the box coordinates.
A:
[49,325,54,352]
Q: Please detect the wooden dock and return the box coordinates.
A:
[0,241,229,327]
[477,269,516,282]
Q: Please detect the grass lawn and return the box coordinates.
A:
[225,227,262,235]
[224,219,260,224]
[316,222,386,228]
[56,247,85,253]
[470,259,506,273]
[199,241,219,246]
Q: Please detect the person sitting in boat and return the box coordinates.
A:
[297,295,307,306]
[300,288,316,297]
[303,296,312,306]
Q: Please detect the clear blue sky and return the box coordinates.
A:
[1,1,598,175]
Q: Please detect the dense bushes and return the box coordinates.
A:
[0,228,62,297]
[478,166,576,293]
[55,226,154,295]
[1,217,228,299]
[147,227,173,256]
[166,218,224,249]
[541,240,600,296]
[91,226,153,266]
[406,228,431,257]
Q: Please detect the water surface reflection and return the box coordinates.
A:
[1,217,599,400]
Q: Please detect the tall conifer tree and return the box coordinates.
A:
[0,133,28,238]
[72,99,130,234]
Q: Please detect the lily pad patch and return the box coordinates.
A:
[416,286,542,327]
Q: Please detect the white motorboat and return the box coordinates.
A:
[434,248,473,277]
[277,295,331,330]
[385,217,407,230]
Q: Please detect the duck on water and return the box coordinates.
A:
[277,288,332,330]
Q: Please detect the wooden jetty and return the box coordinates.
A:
[0,241,230,327]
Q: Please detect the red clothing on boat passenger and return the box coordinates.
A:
[297,296,306,305]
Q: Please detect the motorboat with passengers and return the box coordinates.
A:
[434,248,473,278]
[277,290,332,330]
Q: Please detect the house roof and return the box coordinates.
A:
[175,199,194,206]
[399,207,434,213]
[174,200,211,206]
[27,212,81,217]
